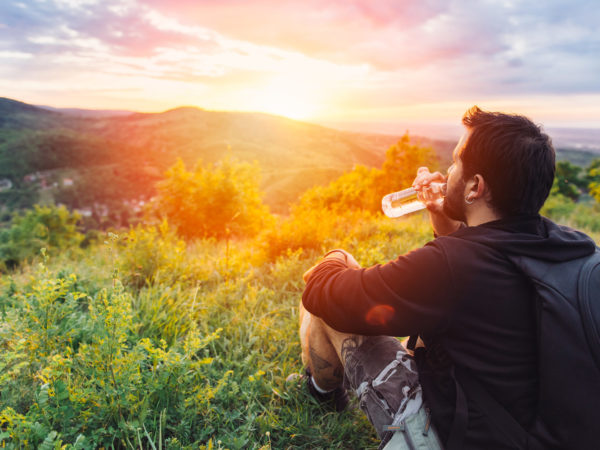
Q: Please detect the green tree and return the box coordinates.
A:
[551,160,584,201]
[295,133,438,215]
[154,157,271,239]
[587,158,600,203]
[377,133,439,197]
[296,165,380,213]
[0,204,82,270]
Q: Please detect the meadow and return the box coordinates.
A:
[1,137,600,449]
[0,209,440,449]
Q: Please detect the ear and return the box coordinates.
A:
[465,174,487,203]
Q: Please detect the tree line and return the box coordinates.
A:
[2,136,600,271]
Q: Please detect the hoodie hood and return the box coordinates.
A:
[451,215,597,263]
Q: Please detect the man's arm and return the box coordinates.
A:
[302,242,456,337]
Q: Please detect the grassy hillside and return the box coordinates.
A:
[1,114,599,447]
[2,203,599,448]
[0,208,441,449]
[0,98,457,214]
[0,99,384,213]
[3,97,594,217]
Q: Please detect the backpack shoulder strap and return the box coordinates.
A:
[578,248,600,370]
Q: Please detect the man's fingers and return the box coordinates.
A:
[324,249,361,269]
[303,249,361,283]
[303,265,318,283]
[413,169,446,189]
[429,171,445,181]
[345,253,361,269]
[412,167,432,187]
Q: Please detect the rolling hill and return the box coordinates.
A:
[0,97,456,215]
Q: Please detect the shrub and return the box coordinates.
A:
[540,193,577,220]
[297,165,381,213]
[552,161,585,201]
[257,207,337,261]
[378,133,439,198]
[0,248,377,449]
[295,133,438,215]
[568,203,600,232]
[0,205,82,271]
[0,266,222,448]
[153,158,273,240]
[257,134,439,261]
[588,158,600,203]
[116,221,188,290]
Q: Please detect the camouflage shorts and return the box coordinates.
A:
[342,336,443,449]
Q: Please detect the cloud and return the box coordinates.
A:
[0,0,599,121]
[132,0,600,95]
[0,0,227,87]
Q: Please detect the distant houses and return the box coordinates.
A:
[72,197,149,227]
[23,170,55,189]
[22,171,75,190]
[10,170,151,228]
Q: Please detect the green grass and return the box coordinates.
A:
[1,213,433,449]
[0,207,598,449]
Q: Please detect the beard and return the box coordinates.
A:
[443,180,467,222]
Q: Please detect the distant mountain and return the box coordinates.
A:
[36,104,134,118]
[0,97,450,215]
[0,97,66,129]
[4,97,596,221]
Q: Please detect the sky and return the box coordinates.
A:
[1,0,600,134]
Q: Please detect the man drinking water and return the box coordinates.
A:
[294,106,600,449]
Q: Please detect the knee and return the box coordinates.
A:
[299,304,329,342]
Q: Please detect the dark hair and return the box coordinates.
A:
[459,106,555,217]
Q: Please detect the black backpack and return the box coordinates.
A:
[447,248,600,449]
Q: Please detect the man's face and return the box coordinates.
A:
[443,132,469,222]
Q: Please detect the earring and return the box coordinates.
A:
[465,196,474,205]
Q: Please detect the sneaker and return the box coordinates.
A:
[286,368,350,412]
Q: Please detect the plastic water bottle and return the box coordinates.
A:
[382,182,446,218]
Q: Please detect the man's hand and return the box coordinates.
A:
[412,167,462,236]
[303,249,360,283]
[412,167,446,215]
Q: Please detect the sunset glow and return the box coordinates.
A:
[249,79,319,120]
[1,1,600,129]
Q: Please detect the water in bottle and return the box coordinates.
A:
[382,182,446,218]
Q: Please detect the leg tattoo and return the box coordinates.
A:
[309,347,333,370]
[309,345,343,389]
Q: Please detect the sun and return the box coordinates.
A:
[259,87,316,120]
[249,77,320,120]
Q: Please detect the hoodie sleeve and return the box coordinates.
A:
[302,241,456,336]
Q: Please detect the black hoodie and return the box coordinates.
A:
[302,215,596,449]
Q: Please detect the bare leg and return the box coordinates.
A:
[299,303,366,391]
[298,304,435,446]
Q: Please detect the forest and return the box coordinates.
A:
[1,126,600,448]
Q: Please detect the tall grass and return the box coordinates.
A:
[1,207,597,448]
[2,211,431,449]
